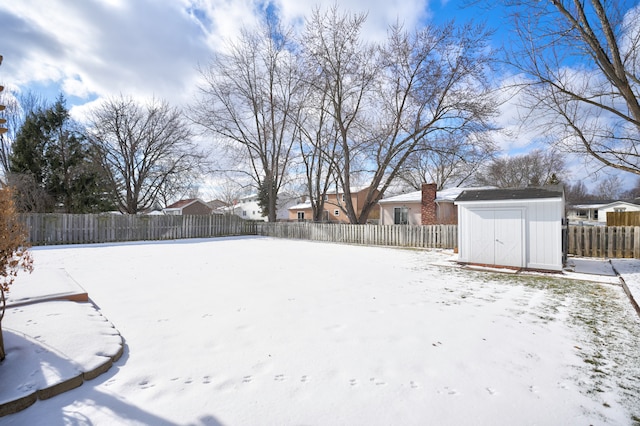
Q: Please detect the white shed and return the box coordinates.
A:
[454,187,565,271]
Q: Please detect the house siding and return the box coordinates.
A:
[182,203,212,215]
[380,202,421,225]
[290,188,380,223]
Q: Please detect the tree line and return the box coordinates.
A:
[0,94,206,214]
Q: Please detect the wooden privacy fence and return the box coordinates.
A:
[606,211,640,226]
[256,222,458,249]
[20,213,258,245]
[567,225,640,258]
[17,214,640,259]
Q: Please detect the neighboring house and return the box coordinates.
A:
[288,187,380,223]
[566,202,608,223]
[232,194,267,221]
[378,183,494,225]
[276,192,303,221]
[206,199,228,214]
[216,193,301,221]
[455,186,565,271]
[567,200,640,224]
[163,198,213,215]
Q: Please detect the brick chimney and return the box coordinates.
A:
[421,183,437,225]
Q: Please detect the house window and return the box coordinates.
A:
[394,207,409,225]
[334,209,340,216]
[297,211,305,221]
[324,195,328,201]
[342,194,345,202]
[242,211,247,217]
[614,207,626,212]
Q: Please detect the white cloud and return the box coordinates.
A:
[0,0,436,113]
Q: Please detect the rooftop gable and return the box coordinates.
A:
[164,198,209,211]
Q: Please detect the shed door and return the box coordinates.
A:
[469,209,523,268]
[494,209,523,268]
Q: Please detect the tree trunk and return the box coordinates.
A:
[0,287,5,361]
[0,322,5,361]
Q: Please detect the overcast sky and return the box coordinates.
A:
[0,1,635,191]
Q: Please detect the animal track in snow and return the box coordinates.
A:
[139,380,155,389]
[369,377,386,386]
[274,374,286,382]
[438,386,460,396]
[242,375,253,383]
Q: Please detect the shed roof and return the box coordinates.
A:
[455,186,564,202]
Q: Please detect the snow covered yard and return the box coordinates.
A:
[3,236,640,425]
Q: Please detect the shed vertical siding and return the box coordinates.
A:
[526,199,563,270]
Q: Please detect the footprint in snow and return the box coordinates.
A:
[486,387,497,396]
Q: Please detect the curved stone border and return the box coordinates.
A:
[0,311,124,417]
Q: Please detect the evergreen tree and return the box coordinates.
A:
[257,177,275,219]
[9,95,114,212]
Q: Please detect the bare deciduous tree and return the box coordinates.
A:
[594,174,624,200]
[303,7,498,223]
[214,178,247,216]
[191,14,302,222]
[397,132,497,190]
[87,96,203,214]
[301,6,380,223]
[565,180,593,204]
[294,79,341,222]
[475,149,567,188]
[505,0,640,175]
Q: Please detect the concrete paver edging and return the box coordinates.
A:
[0,297,124,418]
